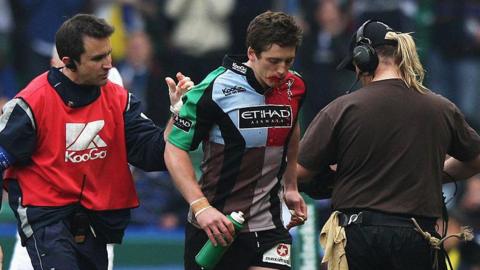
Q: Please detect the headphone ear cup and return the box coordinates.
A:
[65,60,76,70]
[352,44,378,74]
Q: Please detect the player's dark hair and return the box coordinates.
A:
[246,11,302,56]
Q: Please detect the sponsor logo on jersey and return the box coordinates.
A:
[173,114,192,132]
[222,86,246,96]
[65,120,107,163]
[239,105,292,128]
[231,62,247,74]
[262,243,291,267]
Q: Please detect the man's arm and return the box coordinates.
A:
[163,73,191,142]
[442,103,480,182]
[165,74,237,246]
[297,163,316,183]
[163,118,174,142]
[125,73,193,171]
[297,164,336,200]
[443,154,480,183]
[124,94,168,171]
[0,98,37,210]
[296,108,338,199]
[164,142,235,246]
[283,124,307,229]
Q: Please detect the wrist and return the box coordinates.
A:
[194,205,213,218]
[190,197,212,218]
[284,182,299,192]
[170,105,179,116]
[170,98,183,115]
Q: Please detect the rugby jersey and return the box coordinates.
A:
[168,55,306,232]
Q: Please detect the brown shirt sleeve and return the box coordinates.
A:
[448,105,480,161]
[298,109,336,172]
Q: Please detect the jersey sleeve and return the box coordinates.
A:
[0,98,37,164]
[168,68,225,151]
[124,93,167,171]
[447,104,480,161]
[298,108,337,172]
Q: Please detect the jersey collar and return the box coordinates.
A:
[47,67,101,108]
[222,55,268,95]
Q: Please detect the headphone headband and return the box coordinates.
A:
[352,20,377,75]
[356,20,372,45]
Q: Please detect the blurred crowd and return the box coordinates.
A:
[1,0,480,268]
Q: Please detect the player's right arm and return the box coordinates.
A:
[164,75,235,246]
[164,142,234,246]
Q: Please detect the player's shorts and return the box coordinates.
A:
[184,222,292,270]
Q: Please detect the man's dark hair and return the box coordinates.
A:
[55,14,114,66]
[246,11,302,55]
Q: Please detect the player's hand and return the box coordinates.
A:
[195,207,236,247]
[165,72,194,107]
[284,189,307,230]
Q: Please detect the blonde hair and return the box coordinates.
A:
[384,31,428,94]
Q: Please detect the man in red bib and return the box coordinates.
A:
[0,14,192,270]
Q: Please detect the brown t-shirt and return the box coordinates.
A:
[298,79,480,218]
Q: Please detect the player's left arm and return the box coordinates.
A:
[283,123,307,229]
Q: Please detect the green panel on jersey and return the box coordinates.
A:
[168,67,226,150]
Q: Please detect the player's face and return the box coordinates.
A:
[75,36,113,86]
[248,44,296,88]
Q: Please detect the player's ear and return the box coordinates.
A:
[247,47,258,62]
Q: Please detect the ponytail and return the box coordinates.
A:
[385,31,428,94]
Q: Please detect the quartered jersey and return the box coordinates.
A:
[168,55,306,232]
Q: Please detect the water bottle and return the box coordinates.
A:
[195,211,245,269]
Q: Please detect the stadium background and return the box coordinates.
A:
[1,0,480,269]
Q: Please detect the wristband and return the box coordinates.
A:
[194,205,213,218]
[190,197,211,216]
[190,196,208,206]
[0,146,14,171]
[170,99,183,115]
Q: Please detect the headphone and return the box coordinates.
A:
[352,20,378,75]
[65,58,77,70]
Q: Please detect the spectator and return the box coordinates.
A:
[131,169,188,230]
[9,0,88,83]
[229,0,273,55]
[164,0,235,83]
[118,31,154,109]
[426,0,480,130]
[0,0,17,104]
[298,0,354,128]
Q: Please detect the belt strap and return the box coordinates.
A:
[338,210,436,229]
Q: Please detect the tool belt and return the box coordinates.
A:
[337,210,436,231]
